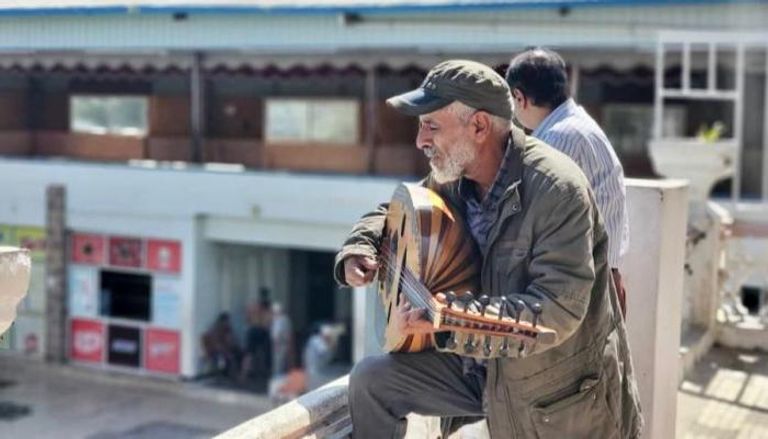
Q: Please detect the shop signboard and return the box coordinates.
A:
[108,236,143,268]
[146,239,181,274]
[0,225,15,245]
[69,266,99,318]
[152,276,182,329]
[70,319,105,363]
[15,227,46,262]
[144,328,180,374]
[107,324,141,368]
[71,233,105,265]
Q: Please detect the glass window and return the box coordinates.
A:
[265,98,360,145]
[70,95,148,136]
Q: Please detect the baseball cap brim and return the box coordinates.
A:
[386,88,453,116]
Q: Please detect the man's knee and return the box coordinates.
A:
[350,355,391,397]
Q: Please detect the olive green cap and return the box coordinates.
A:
[386,59,512,119]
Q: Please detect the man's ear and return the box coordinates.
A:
[512,88,527,109]
[471,111,492,140]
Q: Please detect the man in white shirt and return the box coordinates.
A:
[506,47,629,316]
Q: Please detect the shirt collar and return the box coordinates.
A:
[458,134,515,207]
[531,98,578,138]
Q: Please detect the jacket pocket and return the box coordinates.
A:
[531,375,620,439]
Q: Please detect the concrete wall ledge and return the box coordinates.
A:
[214,376,351,439]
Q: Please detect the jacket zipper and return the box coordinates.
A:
[496,360,519,438]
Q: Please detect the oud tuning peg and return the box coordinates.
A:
[445,332,458,350]
[499,337,510,357]
[531,302,543,328]
[463,334,476,354]
[445,291,457,309]
[513,299,526,323]
[498,296,509,321]
[478,295,491,316]
[460,292,475,313]
[483,338,492,357]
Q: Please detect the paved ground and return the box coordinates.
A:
[0,353,271,439]
[1,346,767,438]
[677,346,768,438]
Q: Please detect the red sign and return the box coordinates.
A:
[70,319,105,363]
[108,236,143,268]
[146,240,182,274]
[71,233,105,265]
[144,328,180,374]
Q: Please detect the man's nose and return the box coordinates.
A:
[416,128,431,150]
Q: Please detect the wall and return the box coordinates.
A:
[621,178,689,439]
[34,131,147,161]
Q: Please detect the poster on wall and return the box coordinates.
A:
[15,227,46,262]
[68,266,99,318]
[14,315,45,356]
[70,318,105,363]
[108,324,141,368]
[152,276,182,329]
[0,225,15,245]
[71,233,105,265]
[144,328,180,374]
[108,236,143,268]
[146,239,181,274]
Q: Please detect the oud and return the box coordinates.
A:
[376,183,556,358]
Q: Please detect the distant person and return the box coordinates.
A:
[506,47,630,316]
[202,312,241,378]
[303,323,344,391]
[240,299,272,382]
[270,302,293,377]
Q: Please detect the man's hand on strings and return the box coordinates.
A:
[394,293,436,335]
[344,255,379,287]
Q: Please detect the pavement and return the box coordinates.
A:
[0,353,272,439]
[677,345,768,438]
[1,345,767,438]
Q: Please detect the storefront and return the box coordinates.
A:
[68,232,184,376]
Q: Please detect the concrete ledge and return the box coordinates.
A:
[717,317,768,351]
[214,376,351,439]
[679,325,715,384]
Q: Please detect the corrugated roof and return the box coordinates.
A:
[0,0,756,16]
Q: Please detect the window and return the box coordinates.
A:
[99,270,151,322]
[70,95,148,136]
[265,98,360,145]
[602,104,686,155]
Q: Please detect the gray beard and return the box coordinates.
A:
[429,140,476,184]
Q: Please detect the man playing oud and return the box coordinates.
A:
[334,60,642,438]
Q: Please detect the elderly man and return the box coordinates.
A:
[506,47,630,317]
[334,60,642,438]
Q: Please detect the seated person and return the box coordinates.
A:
[202,312,241,378]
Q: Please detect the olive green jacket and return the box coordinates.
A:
[334,126,643,438]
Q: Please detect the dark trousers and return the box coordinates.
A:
[348,350,485,439]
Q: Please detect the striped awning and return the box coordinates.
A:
[0,49,655,74]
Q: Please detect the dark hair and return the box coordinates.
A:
[505,47,569,109]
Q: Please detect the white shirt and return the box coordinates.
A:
[532,98,629,268]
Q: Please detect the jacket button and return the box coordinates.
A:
[543,416,550,423]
